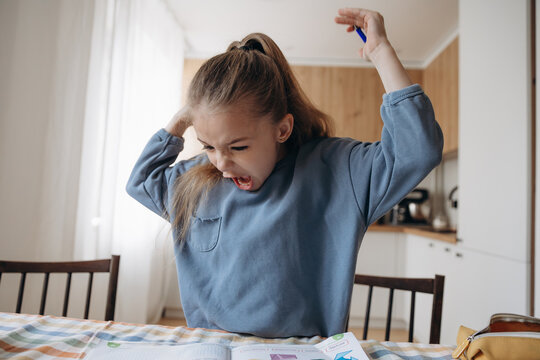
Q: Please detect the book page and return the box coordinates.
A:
[85,341,231,360]
[231,344,328,360]
[230,333,368,360]
[314,333,370,360]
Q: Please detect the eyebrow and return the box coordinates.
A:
[197,137,250,146]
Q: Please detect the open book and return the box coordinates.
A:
[85,332,369,360]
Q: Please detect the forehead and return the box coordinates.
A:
[192,103,272,144]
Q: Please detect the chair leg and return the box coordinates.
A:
[408,291,416,342]
[363,285,373,340]
[429,275,445,344]
[385,288,394,341]
[16,273,27,313]
[39,273,50,315]
[105,255,120,321]
[84,273,94,319]
[62,273,72,317]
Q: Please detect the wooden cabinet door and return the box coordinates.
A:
[293,66,423,142]
[424,38,459,155]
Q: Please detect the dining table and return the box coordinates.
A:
[0,312,455,359]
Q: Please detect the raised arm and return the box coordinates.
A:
[126,107,196,219]
[335,8,412,93]
[335,8,443,225]
[165,106,192,138]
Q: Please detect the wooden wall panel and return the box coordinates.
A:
[183,59,423,142]
[423,37,459,155]
[293,66,423,142]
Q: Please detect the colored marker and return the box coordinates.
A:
[353,25,366,43]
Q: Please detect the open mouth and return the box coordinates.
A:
[232,176,253,191]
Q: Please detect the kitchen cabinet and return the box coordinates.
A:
[458,1,530,263]
[293,41,458,149]
[403,235,454,344]
[353,227,455,337]
[404,234,528,345]
[292,66,423,142]
[423,38,459,156]
[354,224,528,345]
[349,232,407,328]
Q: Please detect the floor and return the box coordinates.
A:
[156,317,410,342]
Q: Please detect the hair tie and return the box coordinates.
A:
[239,41,265,54]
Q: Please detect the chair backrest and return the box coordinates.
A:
[351,274,444,344]
[0,255,120,321]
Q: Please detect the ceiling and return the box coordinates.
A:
[165,0,458,68]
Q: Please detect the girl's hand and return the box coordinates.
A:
[334,8,391,61]
[165,106,192,138]
[335,8,412,93]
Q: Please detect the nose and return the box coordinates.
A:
[214,151,233,174]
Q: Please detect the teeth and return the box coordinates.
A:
[238,177,249,185]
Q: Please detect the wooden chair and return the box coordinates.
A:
[350,274,444,344]
[0,255,120,321]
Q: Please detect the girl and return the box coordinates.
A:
[126,8,443,338]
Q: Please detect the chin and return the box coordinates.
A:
[247,180,264,192]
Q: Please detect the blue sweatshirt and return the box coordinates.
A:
[126,84,443,338]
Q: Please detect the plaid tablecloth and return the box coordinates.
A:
[0,312,454,359]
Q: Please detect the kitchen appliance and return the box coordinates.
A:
[387,188,430,225]
[449,185,458,208]
[432,213,449,231]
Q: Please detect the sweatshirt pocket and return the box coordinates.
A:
[188,216,222,252]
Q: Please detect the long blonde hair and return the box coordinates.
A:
[171,33,334,241]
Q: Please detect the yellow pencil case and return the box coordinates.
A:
[452,313,540,360]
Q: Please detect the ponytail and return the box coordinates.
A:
[228,34,334,150]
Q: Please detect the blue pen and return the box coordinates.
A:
[353,25,367,43]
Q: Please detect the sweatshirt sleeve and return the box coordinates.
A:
[350,84,444,226]
[125,128,199,220]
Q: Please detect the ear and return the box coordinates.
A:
[276,114,294,143]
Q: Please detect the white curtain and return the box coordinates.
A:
[75,0,185,323]
[0,0,96,315]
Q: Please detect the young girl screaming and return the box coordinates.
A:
[127,8,443,338]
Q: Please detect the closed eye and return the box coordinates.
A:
[231,146,248,151]
[202,145,214,151]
